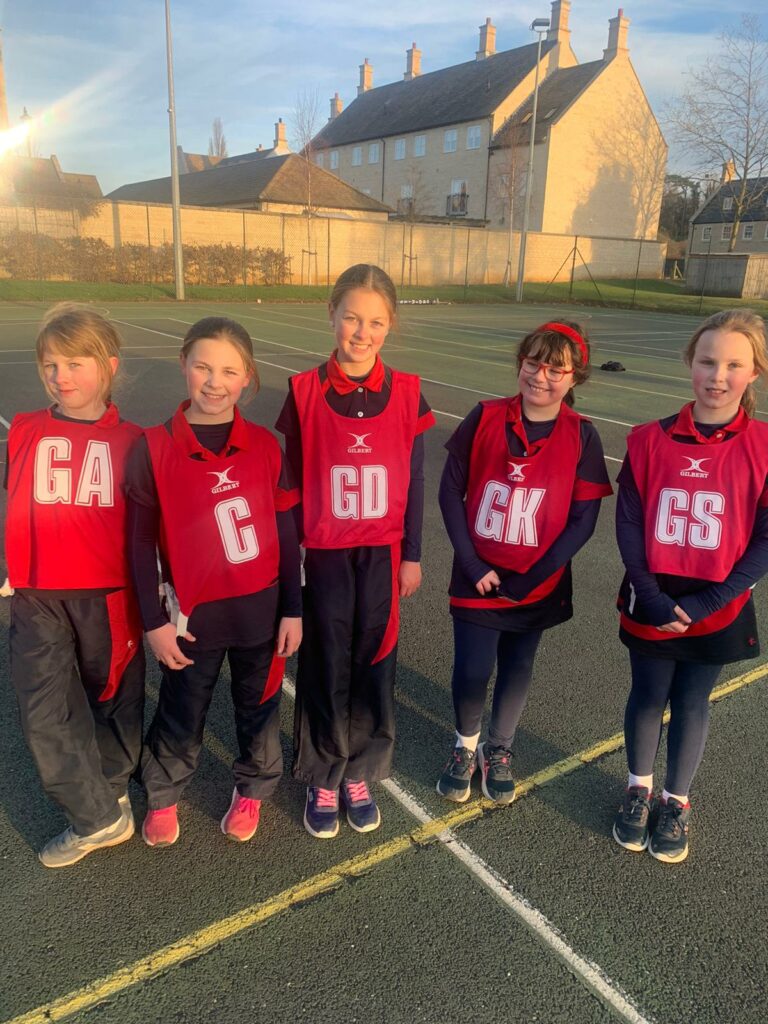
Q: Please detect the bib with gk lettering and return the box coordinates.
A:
[627,416,768,582]
[465,399,583,571]
[290,366,420,548]
[145,406,285,620]
[5,405,141,588]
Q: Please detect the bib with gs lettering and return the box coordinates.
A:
[627,414,768,582]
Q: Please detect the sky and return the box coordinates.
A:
[3,0,767,194]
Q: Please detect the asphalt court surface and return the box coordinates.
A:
[1,300,767,1023]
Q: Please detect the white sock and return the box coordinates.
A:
[662,788,689,806]
[456,731,480,752]
[628,772,653,792]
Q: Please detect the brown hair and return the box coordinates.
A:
[180,317,259,402]
[683,309,768,418]
[36,303,123,405]
[516,320,591,407]
[328,264,398,330]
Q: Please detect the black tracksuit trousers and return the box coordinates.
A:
[10,589,145,836]
[293,546,398,790]
[141,639,283,809]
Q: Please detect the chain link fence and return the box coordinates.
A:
[0,198,666,295]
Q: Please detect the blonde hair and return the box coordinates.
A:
[180,317,260,403]
[36,303,122,405]
[517,320,591,407]
[329,264,399,331]
[684,309,768,418]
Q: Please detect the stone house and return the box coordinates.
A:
[311,2,666,240]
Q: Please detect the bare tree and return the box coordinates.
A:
[490,122,532,285]
[291,90,322,280]
[665,15,768,250]
[208,117,228,159]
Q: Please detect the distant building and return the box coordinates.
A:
[311,2,666,239]
[0,154,103,207]
[107,151,389,220]
[178,118,292,174]
[689,176,768,255]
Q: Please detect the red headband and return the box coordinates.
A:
[539,322,588,366]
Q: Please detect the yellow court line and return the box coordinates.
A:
[6,661,767,1024]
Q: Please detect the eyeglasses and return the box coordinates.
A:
[520,358,575,383]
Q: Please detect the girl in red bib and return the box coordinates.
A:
[613,310,768,863]
[3,304,145,868]
[276,264,434,838]
[436,322,612,805]
[126,317,301,847]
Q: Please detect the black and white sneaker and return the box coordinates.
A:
[649,797,690,863]
[477,742,516,805]
[436,746,477,802]
[612,786,652,852]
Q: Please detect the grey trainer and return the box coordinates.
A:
[38,808,134,869]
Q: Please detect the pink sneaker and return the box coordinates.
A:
[221,788,261,842]
[142,805,180,847]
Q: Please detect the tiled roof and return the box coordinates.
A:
[692,177,768,225]
[492,61,605,146]
[1,156,102,200]
[106,154,390,213]
[314,41,556,148]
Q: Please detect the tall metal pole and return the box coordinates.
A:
[165,0,185,300]
[515,18,549,303]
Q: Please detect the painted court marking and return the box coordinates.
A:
[7,662,766,1024]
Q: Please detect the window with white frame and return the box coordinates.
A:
[721,224,732,240]
[466,125,481,150]
[701,226,711,241]
[330,150,339,170]
[401,183,414,199]
[443,129,457,153]
[447,178,468,215]
[743,223,754,239]
[765,224,768,240]
[315,153,324,168]
[394,139,406,160]
[414,135,426,157]
[368,142,380,164]
[723,197,734,210]
[352,146,362,166]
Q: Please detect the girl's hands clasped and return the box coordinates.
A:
[657,605,692,634]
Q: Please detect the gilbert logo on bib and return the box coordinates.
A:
[680,456,711,479]
[507,461,529,482]
[347,432,373,454]
[208,466,239,493]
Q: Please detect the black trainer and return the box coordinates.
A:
[612,785,653,852]
[477,742,516,805]
[436,745,477,802]
[649,797,690,863]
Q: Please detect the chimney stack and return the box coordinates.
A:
[404,42,422,80]
[546,1,571,45]
[603,8,630,61]
[273,117,290,153]
[475,18,496,61]
[329,92,343,121]
[358,58,373,96]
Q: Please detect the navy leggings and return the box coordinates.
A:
[624,651,722,796]
[451,619,542,748]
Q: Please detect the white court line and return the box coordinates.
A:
[280,678,652,1024]
[0,412,11,429]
